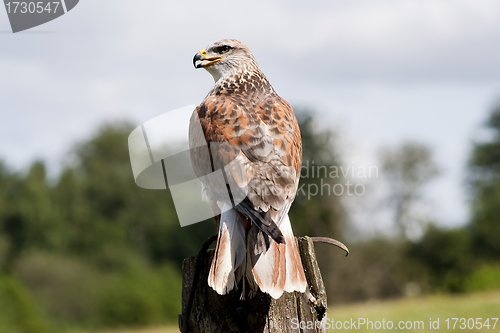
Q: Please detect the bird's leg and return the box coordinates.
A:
[240,278,246,301]
[244,218,251,230]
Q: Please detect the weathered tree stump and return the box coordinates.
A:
[179,236,328,333]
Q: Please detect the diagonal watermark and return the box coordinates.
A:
[128,105,247,227]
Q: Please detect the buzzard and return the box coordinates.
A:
[189,39,307,299]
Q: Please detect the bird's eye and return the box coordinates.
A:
[215,45,231,54]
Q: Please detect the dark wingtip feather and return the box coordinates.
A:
[235,201,285,245]
[270,227,286,244]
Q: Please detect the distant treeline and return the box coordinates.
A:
[0,107,499,332]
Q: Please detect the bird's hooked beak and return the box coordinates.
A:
[193,49,226,69]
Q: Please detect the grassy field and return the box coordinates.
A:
[329,290,500,332]
[96,291,500,333]
[99,328,179,333]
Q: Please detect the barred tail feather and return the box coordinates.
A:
[248,214,306,299]
[281,214,307,293]
[208,204,246,295]
[209,207,306,299]
[248,227,286,299]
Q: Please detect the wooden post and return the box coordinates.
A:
[179,236,328,333]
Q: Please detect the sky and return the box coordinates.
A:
[1,0,500,230]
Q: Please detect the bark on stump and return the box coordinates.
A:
[179,236,327,333]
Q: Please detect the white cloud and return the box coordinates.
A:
[1,0,499,225]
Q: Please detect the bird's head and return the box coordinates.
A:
[193,39,258,82]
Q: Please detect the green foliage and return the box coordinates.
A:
[290,110,346,239]
[0,274,51,333]
[1,106,499,332]
[13,252,182,330]
[98,263,182,327]
[1,161,66,266]
[0,113,350,331]
[0,122,200,331]
[290,110,349,301]
[408,225,474,293]
[468,103,500,259]
[380,142,439,238]
[465,264,500,292]
[325,238,410,304]
[14,252,103,326]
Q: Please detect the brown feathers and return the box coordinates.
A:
[189,39,306,299]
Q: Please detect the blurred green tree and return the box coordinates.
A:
[468,103,500,259]
[380,142,439,239]
[0,122,208,330]
[1,161,66,267]
[290,110,346,239]
[59,122,214,267]
[407,225,473,293]
[290,110,348,300]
